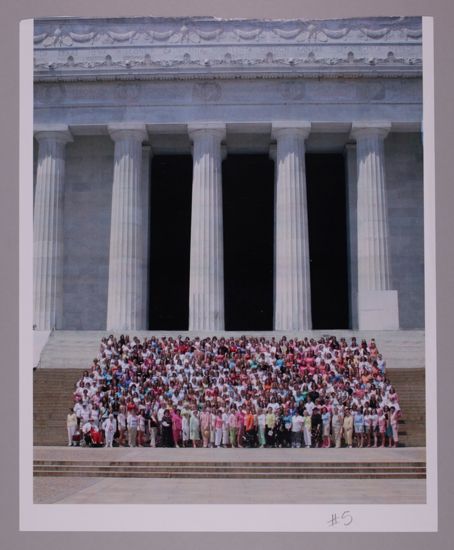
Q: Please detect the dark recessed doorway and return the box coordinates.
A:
[222,154,275,330]
[148,155,192,330]
[306,153,349,329]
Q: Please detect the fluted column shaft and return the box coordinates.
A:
[188,123,226,331]
[141,145,152,329]
[272,123,312,331]
[33,127,72,329]
[107,125,147,330]
[352,123,391,292]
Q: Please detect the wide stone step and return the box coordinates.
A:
[34,459,426,467]
[33,458,427,479]
[34,473,426,480]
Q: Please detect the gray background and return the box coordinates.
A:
[0,0,452,548]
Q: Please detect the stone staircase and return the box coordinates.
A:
[33,459,426,479]
[388,368,426,447]
[33,331,426,446]
[37,330,425,370]
[33,368,82,446]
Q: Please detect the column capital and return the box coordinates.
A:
[34,125,73,144]
[350,122,391,140]
[188,122,226,141]
[271,121,311,140]
[108,123,148,143]
[142,144,153,158]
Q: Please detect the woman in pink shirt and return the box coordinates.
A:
[171,409,182,448]
[228,406,238,447]
[214,410,224,447]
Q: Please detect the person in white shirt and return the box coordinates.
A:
[117,407,126,446]
[66,408,78,446]
[305,399,315,416]
[80,404,91,425]
[222,409,230,446]
[127,411,138,447]
[102,414,117,447]
[257,408,266,448]
[291,412,304,448]
[81,420,93,446]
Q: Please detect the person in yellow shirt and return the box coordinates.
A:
[265,407,276,447]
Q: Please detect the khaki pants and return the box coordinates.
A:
[229,427,238,447]
[128,427,137,447]
[333,426,342,448]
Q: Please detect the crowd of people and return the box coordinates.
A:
[66,334,402,449]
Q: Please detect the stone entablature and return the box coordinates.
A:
[34,16,422,81]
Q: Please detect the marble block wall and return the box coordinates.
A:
[62,136,114,329]
[386,132,424,329]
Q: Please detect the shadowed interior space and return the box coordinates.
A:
[222,155,275,330]
[149,155,192,329]
[306,153,349,329]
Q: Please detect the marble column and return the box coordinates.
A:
[141,145,152,330]
[33,126,72,330]
[272,122,312,331]
[344,143,358,330]
[351,122,399,329]
[107,124,148,331]
[188,123,226,331]
[269,144,277,310]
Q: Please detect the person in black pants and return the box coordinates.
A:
[311,407,323,448]
[160,409,174,447]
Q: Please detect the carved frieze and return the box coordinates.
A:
[34,17,422,48]
[33,16,422,81]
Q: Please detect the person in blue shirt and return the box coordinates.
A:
[354,407,365,448]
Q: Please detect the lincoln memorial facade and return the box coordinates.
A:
[32,16,424,332]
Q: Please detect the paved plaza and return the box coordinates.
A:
[33,446,426,505]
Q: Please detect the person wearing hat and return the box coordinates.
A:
[81,419,93,447]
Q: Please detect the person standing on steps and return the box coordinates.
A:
[342,408,354,448]
[66,408,78,446]
[127,409,138,448]
[190,409,201,448]
[161,409,174,448]
[103,413,117,448]
[331,406,343,449]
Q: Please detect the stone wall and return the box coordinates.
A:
[62,136,114,329]
[386,132,424,329]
